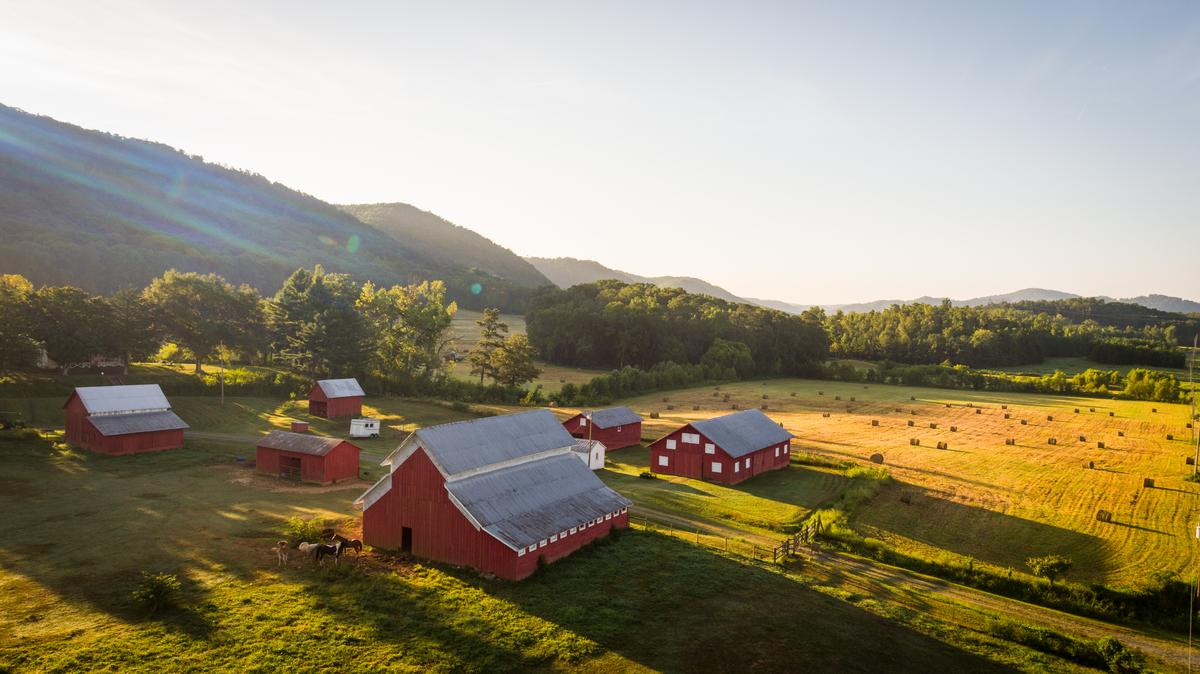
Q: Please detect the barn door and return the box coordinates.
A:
[279,456,301,481]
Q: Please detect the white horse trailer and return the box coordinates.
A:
[350,418,381,439]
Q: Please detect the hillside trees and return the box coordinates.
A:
[492,334,542,389]
[526,281,828,375]
[0,274,38,370]
[142,270,263,373]
[357,280,457,389]
[27,286,111,375]
[268,266,369,376]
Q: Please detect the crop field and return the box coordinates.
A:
[0,427,1079,672]
[611,379,1199,587]
[447,309,604,393]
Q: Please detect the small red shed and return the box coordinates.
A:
[356,409,631,580]
[561,406,643,450]
[256,430,360,484]
[63,384,188,455]
[308,378,365,419]
[649,409,793,485]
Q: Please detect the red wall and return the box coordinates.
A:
[362,447,628,580]
[255,441,360,484]
[649,423,790,485]
[307,385,363,419]
[562,414,642,450]
[63,394,184,455]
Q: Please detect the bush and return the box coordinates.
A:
[283,516,325,545]
[638,471,657,480]
[131,572,182,614]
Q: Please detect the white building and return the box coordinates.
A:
[570,438,607,470]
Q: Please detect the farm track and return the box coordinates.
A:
[632,504,1192,671]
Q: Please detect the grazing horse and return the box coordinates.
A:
[329,534,363,556]
[275,540,290,567]
[314,542,342,565]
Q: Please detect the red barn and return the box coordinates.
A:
[561,406,643,450]
[649,409,793,485]
[356,409,631,580]
[63,385,188,455]
[256,430,361,484]
[308,378,364,419]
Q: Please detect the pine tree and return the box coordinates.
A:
[468,308,508,385]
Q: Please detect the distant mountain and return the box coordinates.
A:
[956,288,1080,307]
[340,203,551,288]
[526,256,746,303]
[0,103,532,310]
[1119,294,1200,314]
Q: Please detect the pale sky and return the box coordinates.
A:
[2,1,1198,304]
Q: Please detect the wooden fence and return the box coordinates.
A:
[629,516,823,565]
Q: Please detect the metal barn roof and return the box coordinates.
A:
[414,409,576,476]
[582,406,642,428]
[88,410,189,436]
[74,384,171,415]
[257,430,347,457]
[690,409,794,459]
[315,378,365,398]
[445,453,631,550]
[570,439,606,455]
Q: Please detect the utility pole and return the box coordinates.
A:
[1192,335,1198,475]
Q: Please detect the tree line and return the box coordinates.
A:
[525,281,829,376]
[0,267,541,395]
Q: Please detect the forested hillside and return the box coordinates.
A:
[0,104,530,311]
[342,203,551,288]
[526,281,828,375]
[526,256,747,303]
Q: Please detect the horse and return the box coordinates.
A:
[274,540,290,567]
[314,542,342,565]
[329,534,363,556]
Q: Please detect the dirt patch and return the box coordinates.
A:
[208,464,369,493]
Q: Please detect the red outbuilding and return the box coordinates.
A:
[649,408,793,485]
[561,405,643,450]
[256,430,361,484]
[308,378,364,419]
[356,409,631,580]
[63,384,188,455]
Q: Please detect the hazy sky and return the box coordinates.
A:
[2,1,1198,304]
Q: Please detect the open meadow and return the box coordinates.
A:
[599,379,1199,588]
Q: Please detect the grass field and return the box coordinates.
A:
[603,379,1199,588]
[1,423,1092,672]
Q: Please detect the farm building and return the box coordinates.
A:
[256,430,361,484]
[356,409,631,580]
[308,378,365,418]
[571,438,607,470]
[63,384,188,455]
[561,406,643,450]
[649,408,793,485]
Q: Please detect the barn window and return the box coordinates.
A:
[580,417,587,426]
[712,462,722,473]
[682,432,700,444]
[774,447,779,457]
[570,527,578,535]
[666,439,676,450]
[621,507,627,514]
[561,530,569,539]
[539,539,547,548]
[704,443,715,454]
[734,462,740,473]
[616,425,622,431]
[745,458,751,468]
[517,547,527,557]
[605,513,612,521]
[550,534,558,543]
[658,455,669,467]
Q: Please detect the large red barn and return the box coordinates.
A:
[649,409,793,485]
[308,378,364,419]
[561,406,643,450]
[63,384,188,455]
[356,409,631,580]
[256,430,360,484]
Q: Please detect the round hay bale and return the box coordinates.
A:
[1167,434,1174,441]
[909,438,919,446]
[818,391,824,396]
[790,392,797,397]
[1021,419,1028,425]
[1074,408,1080,414]
[946,404,952,408]
[693,405,700,411]
[1187,456,1195,466]
[1097,441,1104,449]
[910,396,915,401]
[650,411,660,419]
[835,395,841,401]
[662,397,669,402]
[762,394,768,399]
[1143,477,1155,488]
[1089,407,1095,412]
[907,420,914,427]
[871,419,879,426]
[1005,438,1015,445]
[1001,404,1008,409]
[667,405,675,410]
[731,404,739,410]
[929,422,938,429]
[1004,413,1011,419]
[870,453,885,464]
[1117,430,1125,437]
[1078,435,1086,442]
[950,426,957,432]
[822,412,830,418]
[1048,437,1057,445]
[1109,411,1114,417]
[761,404,769,410]
[1152,408,1158,413]
[850,396,856,402]
[712,391,719,397]
[1046,415,1054,422]
[976,409,981,414]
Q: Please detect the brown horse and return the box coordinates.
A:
[329,533,363,556]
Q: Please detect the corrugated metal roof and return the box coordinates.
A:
[416,409,575,476]
[691,409,793,459]
[316,378,365,398]
[446,453,631,550]
[88,410,189,436]
[571,439,606,454]
[583,406,642,428]
[257,430,346,456]
[74,384,171,415]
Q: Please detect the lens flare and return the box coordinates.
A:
[470,282,483,295]
[346,234,360,253]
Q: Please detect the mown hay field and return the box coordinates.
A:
[447,309,604,393]
[612,379,1198,587]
